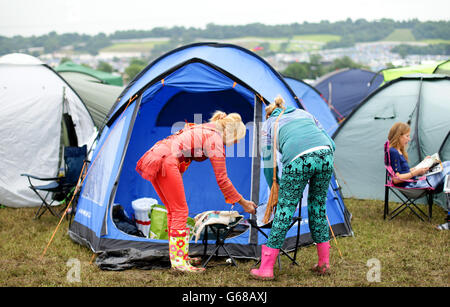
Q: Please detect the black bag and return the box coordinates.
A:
[112,205,145,237]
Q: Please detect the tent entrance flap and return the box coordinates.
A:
[112,81,257,226]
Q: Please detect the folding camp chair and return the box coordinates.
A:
[248,203,301,269]
[21,145,87,219]
[383,141,434,222]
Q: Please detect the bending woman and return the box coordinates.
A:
[388,122,450,230]
[251,96,336,280]
[136,111,257,273]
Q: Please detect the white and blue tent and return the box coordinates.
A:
[69,43,352,270]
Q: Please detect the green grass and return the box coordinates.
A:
[420,39,450,44]
[383,29,416,42]
[216,35,340,53]
[101,39,170,53]
[292,34,341,43]
[0,199,448,287]
[101,35,341,54]
[100,33,448,55]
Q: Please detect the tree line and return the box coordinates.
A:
[0,19,449,57]
[281,55,369,80]
[392,43,450,57]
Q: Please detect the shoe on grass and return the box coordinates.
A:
[436,222,449,230]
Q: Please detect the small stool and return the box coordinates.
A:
[201,223,242,268]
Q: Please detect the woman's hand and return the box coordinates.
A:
[238,198,257,214]
[414,167,429,176]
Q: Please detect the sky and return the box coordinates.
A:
[0,0,449,37]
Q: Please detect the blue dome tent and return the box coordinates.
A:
[69,43,352,270]
[313,68,384,123]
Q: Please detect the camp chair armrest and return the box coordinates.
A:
[20,173,60,181]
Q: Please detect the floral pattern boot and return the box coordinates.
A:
[169,228,205,273]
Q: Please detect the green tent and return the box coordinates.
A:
[380,60,449,84]
[59,72,124,129]
[434,60,450,75]
[55,61,124,86]
[333,74,450,209]
[440,131,450,162]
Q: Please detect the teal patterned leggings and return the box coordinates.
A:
[267,149,334,249]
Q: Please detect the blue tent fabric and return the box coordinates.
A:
[109,43,302,123]
[69,43,352,270]
[313,68,383,123]
[284,76,339,136]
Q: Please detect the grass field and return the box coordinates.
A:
[100,31,449,56]
[0,199,448,287]
[101,39,170,53]
[101,34,342,54]
[421,39,450,44]
[383,29,416,42]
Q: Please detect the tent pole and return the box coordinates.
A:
[102,95,142,237]
[40,161,88,260]
[249,95,262,249]
[327,215,343,258]
[413,77,424,161]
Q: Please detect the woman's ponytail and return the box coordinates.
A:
[209,111,246,145]
[265,95,286,119]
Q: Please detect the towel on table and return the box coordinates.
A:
[192,210,243,243]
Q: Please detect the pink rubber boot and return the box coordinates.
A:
[250,245,280,280]
[312,241,330,275]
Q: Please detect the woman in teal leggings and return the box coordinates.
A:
[250,96,335,280]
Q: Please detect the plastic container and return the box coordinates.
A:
[131,198,158,237]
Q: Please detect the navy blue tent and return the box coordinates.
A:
[313,68,383,123]
[69,43,352,270]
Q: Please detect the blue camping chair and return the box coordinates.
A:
[22,145,87,219]
[383,141,434,222]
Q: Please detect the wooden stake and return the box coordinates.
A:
[327,215,343,258]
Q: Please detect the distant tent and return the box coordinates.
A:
[284,76,339,136]
[379,60,449,84]
[69,43,352,270]
[0,53,96,208]
[333,74,450,208]
[58,72,124,129]
[434,60,450,75]
[55,61,124,86]
[313,68,383,122]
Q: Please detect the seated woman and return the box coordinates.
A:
[388,122,450,230]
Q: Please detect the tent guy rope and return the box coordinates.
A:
[40,95,137,260]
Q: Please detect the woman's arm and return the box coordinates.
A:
[204,132,244,204]
[393,167,429,184]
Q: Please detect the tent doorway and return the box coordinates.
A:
[112,66,258,227]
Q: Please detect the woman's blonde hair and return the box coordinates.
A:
[265,95,286,119]
[388,122,410,161]
[210,111,246,145]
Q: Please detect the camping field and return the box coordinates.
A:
[0,199,448,287]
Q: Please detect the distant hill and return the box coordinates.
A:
[1,19,448,57]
